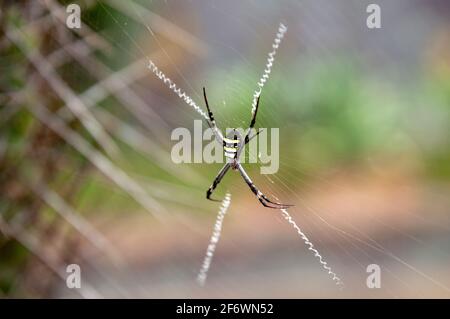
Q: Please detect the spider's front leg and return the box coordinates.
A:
[237,164,293,209]
[203,87,224,144]
[206,163,231,202]
[244,95,261,144]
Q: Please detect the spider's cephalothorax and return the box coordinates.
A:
[202,87,292,209]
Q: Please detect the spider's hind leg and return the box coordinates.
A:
[206,163,231,202]
[237,164,293,209]
[258,192,293,209]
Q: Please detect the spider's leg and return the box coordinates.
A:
[244,95,261,144]
[233,133,239,160]
[237,164,293,209]
[206,163,231,202]
[237,128,263,160]
[244,128,264,145]
[203,87,223,144]
[258,192,294,209]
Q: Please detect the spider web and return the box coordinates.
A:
[4,0,448,298]
[83,0,450,297]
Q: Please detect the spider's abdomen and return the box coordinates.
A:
[223,136,240,159]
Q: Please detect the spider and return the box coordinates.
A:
[202,87,292,209]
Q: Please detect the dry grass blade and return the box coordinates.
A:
[6,28,119,158]
[107,0,208,57]
[0,215,103,299]
[42,0,111,51]
[27,101,166,221]
[57,56,169,138]
[92,109,207,184]
[30,181,121,263]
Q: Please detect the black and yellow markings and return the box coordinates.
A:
[223,137,240,158]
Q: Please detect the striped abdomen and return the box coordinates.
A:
[223,137,240,159]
